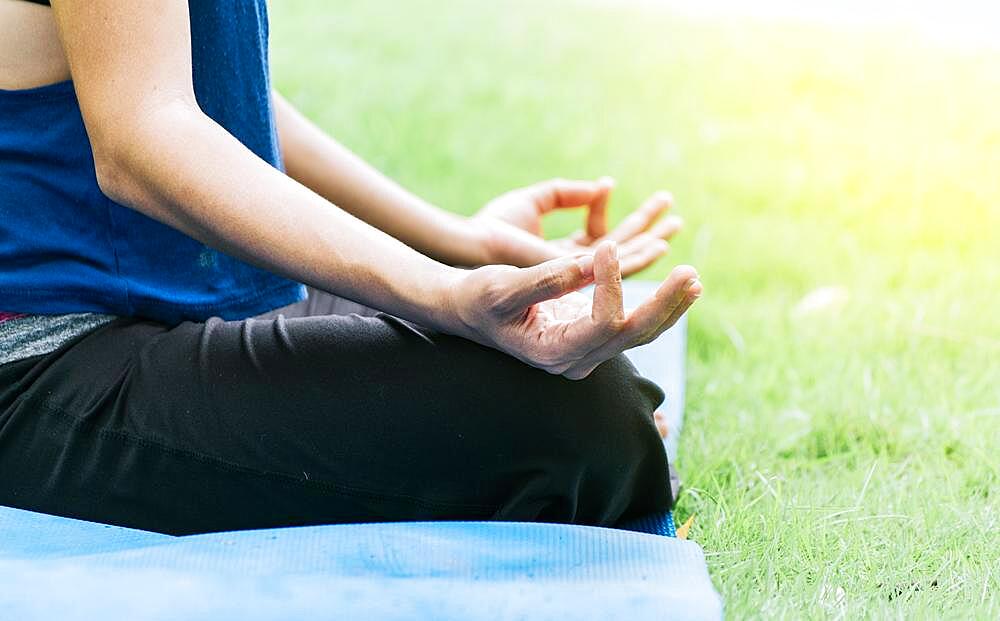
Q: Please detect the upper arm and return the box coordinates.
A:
[51,0,199,168]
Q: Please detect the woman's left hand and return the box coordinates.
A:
[472,177,684,276]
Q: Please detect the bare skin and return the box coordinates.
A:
[0,0,702,380]
[655,411,669,439]
[0,1,70,89]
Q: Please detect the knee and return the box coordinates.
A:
[494,355,671,526]
[570,355,671,523]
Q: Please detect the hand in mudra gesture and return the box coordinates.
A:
[474,177,684,276]
[450,240,701,380]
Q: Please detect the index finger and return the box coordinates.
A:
[563,265,700,375]
[531,177,613,215]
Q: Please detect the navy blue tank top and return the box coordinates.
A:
[0,0,305,324]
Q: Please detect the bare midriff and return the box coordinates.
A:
[0,0,70,90]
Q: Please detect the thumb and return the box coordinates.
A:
[500,254,595,312]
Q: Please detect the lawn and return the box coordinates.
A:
[270,1,999,618]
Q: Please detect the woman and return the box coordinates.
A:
[0,0,701,535]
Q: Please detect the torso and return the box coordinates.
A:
[0,0,70,90]
[1,0,301,324]
[0,0,68,334]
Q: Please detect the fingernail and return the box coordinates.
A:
[598,176,615,188]
[685,278,699,291]
[575,254,595,278]
[609,241,619,261]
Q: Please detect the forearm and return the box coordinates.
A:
[272,91,489,266]
[100,101,462,331]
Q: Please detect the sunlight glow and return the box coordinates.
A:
[614,0,1000,50]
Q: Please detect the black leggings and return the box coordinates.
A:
[0,289,670,535]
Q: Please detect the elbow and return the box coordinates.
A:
[90,100,200,208]
[92,141,198,238]
[91,125,160,209]
[93,153,137,206]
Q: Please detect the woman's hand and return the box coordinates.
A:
[448,241,702,380]
[473,178,684,276]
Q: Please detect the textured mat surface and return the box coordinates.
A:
[0,281,718,619]
[0,512,719,620]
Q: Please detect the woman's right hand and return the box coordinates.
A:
[448,241,702,380]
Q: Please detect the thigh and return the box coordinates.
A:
[0,312,667,534]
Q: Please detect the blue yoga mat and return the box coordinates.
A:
[0,509,719,620]
[0,281,720,620]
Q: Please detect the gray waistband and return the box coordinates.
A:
[0,314,117,365]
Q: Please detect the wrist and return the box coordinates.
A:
[461,215,501,267]
[474,217,561,268]
[426,264,477,339]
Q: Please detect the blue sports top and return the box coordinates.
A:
[0,0,306,324]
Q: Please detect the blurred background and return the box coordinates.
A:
[271,1,999,616]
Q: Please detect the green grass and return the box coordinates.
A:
[270,1,1000,617]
